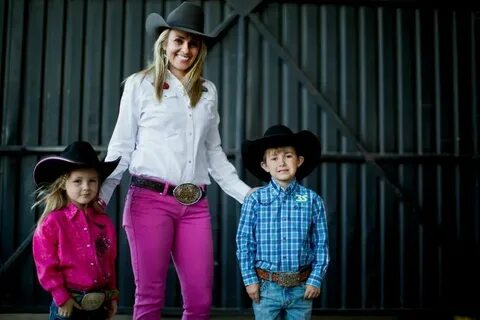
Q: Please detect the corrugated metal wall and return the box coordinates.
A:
[1,0,479,316]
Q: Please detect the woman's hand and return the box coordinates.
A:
[246,187,260,198]
[93,198,107,214]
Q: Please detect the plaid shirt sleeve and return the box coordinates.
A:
[236,194,259,286]
[306,194,330,288]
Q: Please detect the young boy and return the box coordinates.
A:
[236,124,329,319]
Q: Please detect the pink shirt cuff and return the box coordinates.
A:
[51,286,71,306]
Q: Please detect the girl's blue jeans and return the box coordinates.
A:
[49,301,108,320]
[252,280,313,320]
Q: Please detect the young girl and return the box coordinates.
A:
[32,141,121,320]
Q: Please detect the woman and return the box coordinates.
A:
[98,2,252,319]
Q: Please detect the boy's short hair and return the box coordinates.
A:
[242,124,321,182]
[262,145,298,162]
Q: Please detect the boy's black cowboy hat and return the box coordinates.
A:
[145,2,215,43]
[33,141,120,186]
[242,125,322,182]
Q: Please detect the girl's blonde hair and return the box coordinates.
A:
[141,29,208,106]
[32,174,69,227]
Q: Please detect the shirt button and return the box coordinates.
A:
[83,227,88,231]
[90,262,94,266]
[189,132,192,136]
[87,244,91,248]
[188,160,192,164]
[94,280,98,283]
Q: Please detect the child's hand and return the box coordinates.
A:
[304,285,321,299]
[58,298,82,317]
[106,300,118,319]
[246,283,260,303]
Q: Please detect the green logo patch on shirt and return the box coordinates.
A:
[295,194,308,202]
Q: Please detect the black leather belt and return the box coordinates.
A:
[131,176,207,205]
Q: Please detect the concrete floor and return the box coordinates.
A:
[0,315,398,320]
[0,316,397,320]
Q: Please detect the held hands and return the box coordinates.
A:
[245,283,260,303]
[304,285,321,299]
[246,187,260,198]
[93,198,107,214]
[58,298,82,318]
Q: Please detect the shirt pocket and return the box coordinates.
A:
[198,91,216,120]
[290,202,311,240]
[141,89,183,137]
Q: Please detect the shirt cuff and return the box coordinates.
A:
[51,286,71,306]
[242,270,259,286]
[306,276,322,288]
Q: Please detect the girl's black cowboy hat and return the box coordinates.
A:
[33,141,120,186]
[145,2,215,43]
[242,125,322,182]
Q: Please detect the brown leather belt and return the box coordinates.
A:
[131,176,207,205]
[255,267,311,287]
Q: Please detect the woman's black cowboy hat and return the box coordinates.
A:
[33,141,120,186]
[145,1,215,43]
[242,125,322,182]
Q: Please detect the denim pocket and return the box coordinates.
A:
[259,279,270,292]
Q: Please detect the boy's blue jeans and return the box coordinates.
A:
[253,280,312,320]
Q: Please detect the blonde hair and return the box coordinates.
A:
[32,174,69,227]
[141,29,208,106]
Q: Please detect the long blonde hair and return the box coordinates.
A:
[32,174,69,227]
[141,29,208,106]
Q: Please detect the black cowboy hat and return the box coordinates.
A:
[145,2,215,42]
[33,141,120,186]
[242,125,322,182]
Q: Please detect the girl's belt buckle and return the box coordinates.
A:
[173,183,202,205]
[80,292,105,311]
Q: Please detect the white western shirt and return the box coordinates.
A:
[100,71,250,204]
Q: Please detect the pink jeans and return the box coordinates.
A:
[123,185,213,320]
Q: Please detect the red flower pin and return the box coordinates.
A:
[163,82,169,89]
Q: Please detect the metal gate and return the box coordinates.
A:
[1,0,479,316]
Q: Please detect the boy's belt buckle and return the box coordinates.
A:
[173,183,202,205]
[276,272,300,287]
[80,292,106,311]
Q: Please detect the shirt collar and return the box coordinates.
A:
[144,70,184,90]
[269,178,298,195]
[64,202,92,220]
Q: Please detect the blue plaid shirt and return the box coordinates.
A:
[236,179,329,288]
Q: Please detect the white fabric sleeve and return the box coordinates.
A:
[205,83,251,203]
[99,75,140,204]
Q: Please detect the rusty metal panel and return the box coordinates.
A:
[0,0,479,317]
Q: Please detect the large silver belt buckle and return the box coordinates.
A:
[173,183,202,205]
[277,272,300,287]
[80,292,106,311]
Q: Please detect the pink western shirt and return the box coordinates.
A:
[32,202,117,306]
